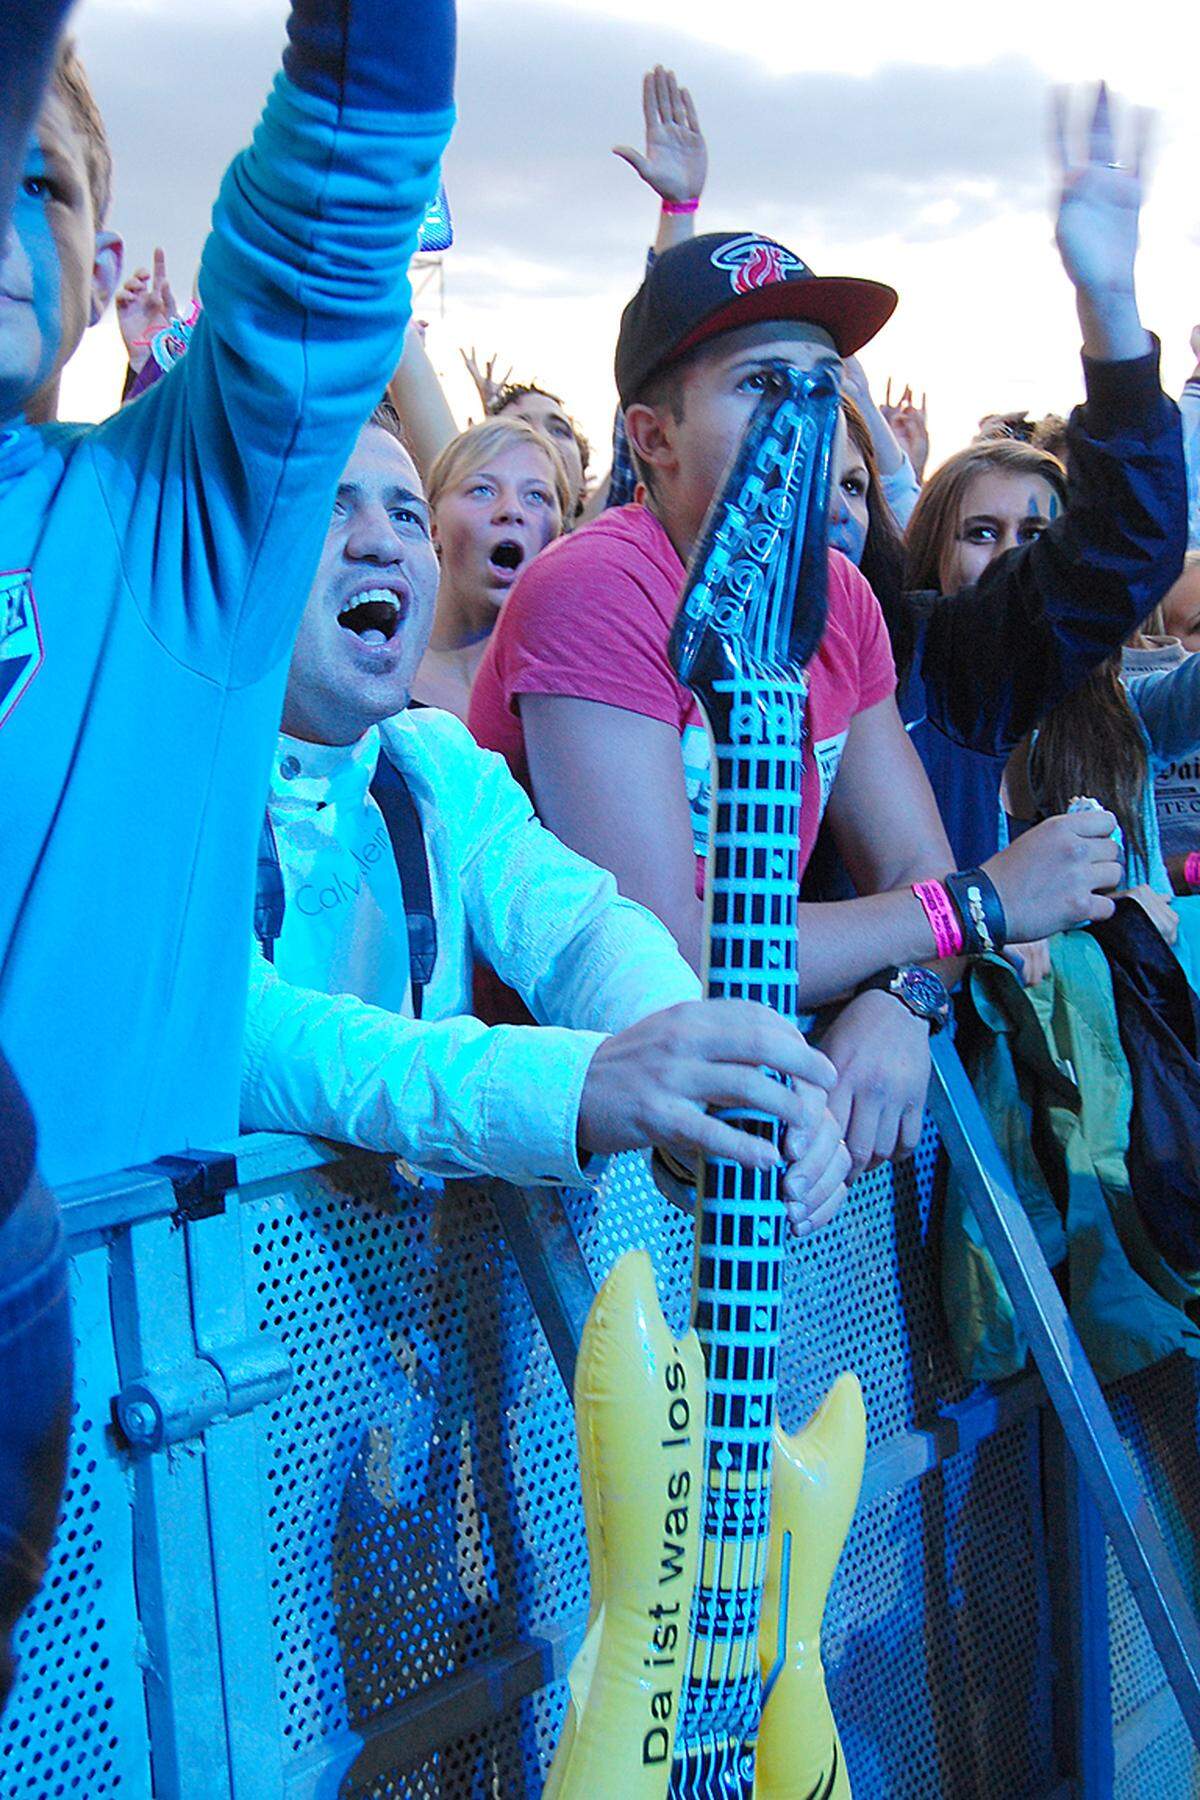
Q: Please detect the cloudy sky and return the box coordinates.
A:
[62,0,1200,471]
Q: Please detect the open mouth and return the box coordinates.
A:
[489,540,525,575]
[337,588,406,646]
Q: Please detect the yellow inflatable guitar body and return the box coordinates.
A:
[546,1251,704,1798]
[756,1374,866,1799]
[549,1275,864,1800]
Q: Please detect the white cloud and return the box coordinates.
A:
[60,0,1200,477]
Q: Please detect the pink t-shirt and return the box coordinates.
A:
[469,504,896,890]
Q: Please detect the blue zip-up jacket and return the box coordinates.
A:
[0,1,455,1185]
[899,347,1186,868]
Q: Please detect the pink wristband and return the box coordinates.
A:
[1186,852,1200,892]
[912,880,964,960]
[661,197,700,215]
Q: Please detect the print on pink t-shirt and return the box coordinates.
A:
[469,504,896,891]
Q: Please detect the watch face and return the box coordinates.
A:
[893,966,949,1022]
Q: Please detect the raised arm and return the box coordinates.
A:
[0,2,75,258]
[96,0,457,682]
[916,85,1185,754]
[387,320,461,481]
[842,357,921,528]
[1182,325,1200,551]
[1124,653,1200,762]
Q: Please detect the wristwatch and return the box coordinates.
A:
[854,965,951,1034]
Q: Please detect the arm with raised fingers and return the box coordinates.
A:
[613,64,708,254]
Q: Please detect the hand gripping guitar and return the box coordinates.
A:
[546,367,866,1800]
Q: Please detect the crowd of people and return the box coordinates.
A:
[2,0,1200,1755]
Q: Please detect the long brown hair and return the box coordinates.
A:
[904,439,1068,594]
[840,395,905,609]
[1027,656,1149,872]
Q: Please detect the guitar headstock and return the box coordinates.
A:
[669,363,842,709]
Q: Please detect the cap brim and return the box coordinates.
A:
[673,275,898,363]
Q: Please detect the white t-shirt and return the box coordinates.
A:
[269,726,411,1015]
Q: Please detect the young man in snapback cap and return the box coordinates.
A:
[469,222,1127,1179]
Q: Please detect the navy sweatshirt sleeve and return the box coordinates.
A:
[912,344,1187,756]
[0,2,77,258]
[284,0,456,113]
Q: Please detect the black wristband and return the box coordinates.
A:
[944,868,1008,958]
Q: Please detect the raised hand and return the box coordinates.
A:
[1051,84,1151,360]
[882,379,930,480]
[613,64,708,205]
[115,247,178,369]
[1189,324,1200,381]
[460,345,511,412]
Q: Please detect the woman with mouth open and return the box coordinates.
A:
[410,418,571,719]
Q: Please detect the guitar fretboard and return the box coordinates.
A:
[673,672,805,1788]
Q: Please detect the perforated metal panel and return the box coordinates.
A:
[0,1244,151,1799]
[217,1156,580,1792]
[828,1416,1052,1796]
[1106,1357,1200,1796]
[3,1130,1198,1797]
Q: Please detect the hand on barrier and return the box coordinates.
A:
[984,808,1123,940]
[578,997,837,1172]
[781,1108,852,1235]
[818,988,931,1179]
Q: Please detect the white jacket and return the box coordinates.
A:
[241,708,701,1185]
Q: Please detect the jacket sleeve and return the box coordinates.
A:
[1125,654,1200,764]
[90,0,455,685]
[1181,379,1200,551]
[241,953,603,1187]
[438,717,703,1029]
[879,456,920,530]
[915,344,1188,755]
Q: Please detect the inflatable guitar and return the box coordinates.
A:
[546,366,866,1800]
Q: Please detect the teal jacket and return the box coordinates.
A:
[0,54,453,1184]
[942,937,1200,1384]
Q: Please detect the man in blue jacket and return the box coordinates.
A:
[0,0,457,1186]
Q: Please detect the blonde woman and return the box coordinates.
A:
[411,419,570,719]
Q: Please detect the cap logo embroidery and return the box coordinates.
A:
[0,570,41,728]
[710,235,802,296]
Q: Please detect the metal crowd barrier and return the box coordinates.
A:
[3,1050,1200,1796]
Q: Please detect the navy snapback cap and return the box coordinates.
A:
[615,231,897,409]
